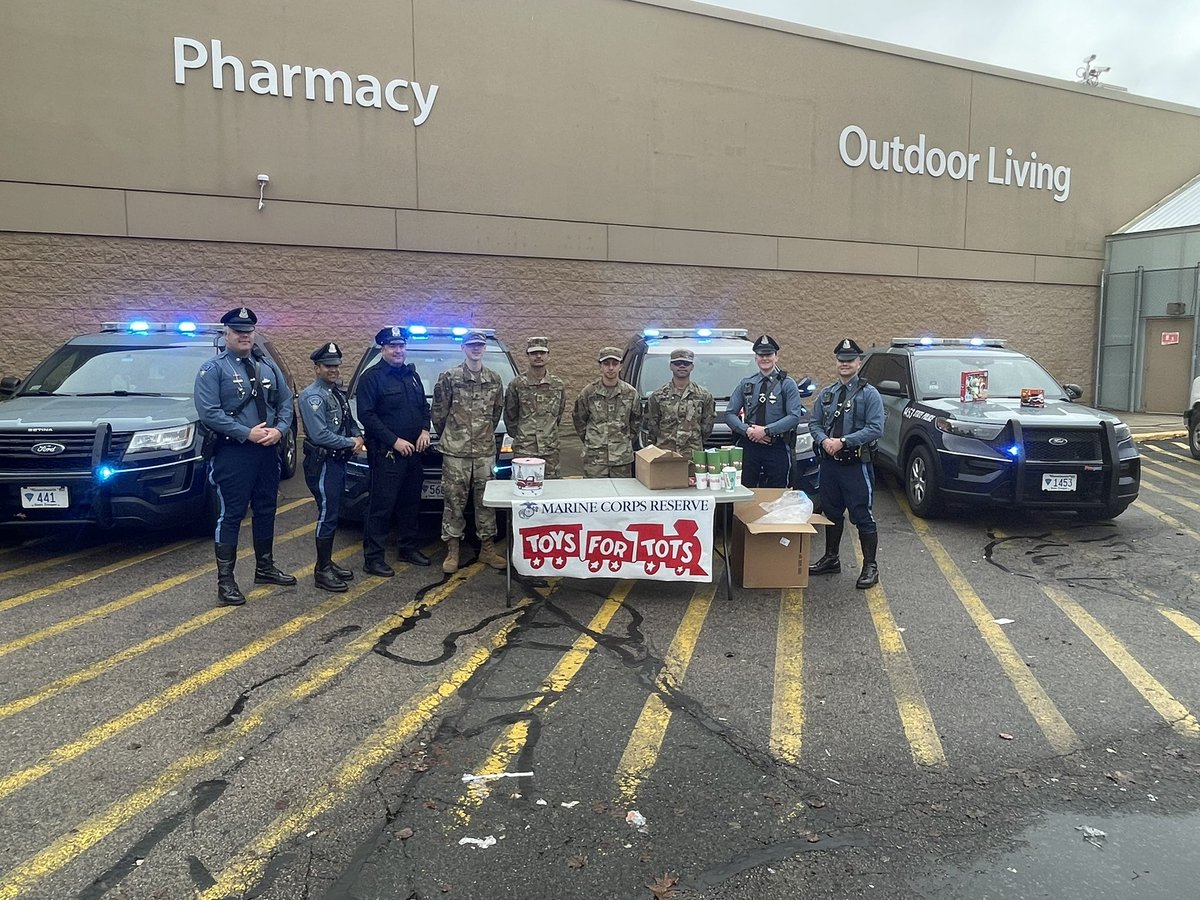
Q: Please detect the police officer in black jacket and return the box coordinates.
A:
[357,327,432,576]
[809,338,885,589]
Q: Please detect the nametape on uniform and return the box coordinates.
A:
[512,496,715,581]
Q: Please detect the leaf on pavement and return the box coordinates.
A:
[647,873,679,899]
[397,827,415,840]
[567,854,588,870]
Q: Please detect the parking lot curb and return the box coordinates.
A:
[1134,430,1188,441]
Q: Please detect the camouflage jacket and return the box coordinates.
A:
[431,363,504,459]
[504,372,566,457]
[572,379,642,467]
[643,381,716,456]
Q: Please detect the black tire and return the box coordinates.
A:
[905,444,944,518]
[279,427,298,480]
[1189,407,1200,460]
[1078,500,1131,521]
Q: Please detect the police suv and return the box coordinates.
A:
[619,327,818,492]
[0,321,298,529]
[341,326,520,520]
[859,338,1140,519]
[1186,374,1200,459]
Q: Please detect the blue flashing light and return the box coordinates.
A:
[451,326,469,337]
[177,321,197,334]
[643,328,661,337]
[96,465,117,481]
[129,320,150,333]
[696,328,712,338]
[968,337,984,346]
[919,337,934,346]
[1003,445,1021,459]
[408,325,428,335]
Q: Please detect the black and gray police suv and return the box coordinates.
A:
[1187,375,1200,460]
[619,327,819,493]
[340,326,520,521]
[860,338,1140,519]
[0,321,297,529]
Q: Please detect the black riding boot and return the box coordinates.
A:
[215,542,246,606]
[856,531,879,589]
[254,539,298,585]
[329,553,354,581]
[809,520,844,575]
[314,536,348,593]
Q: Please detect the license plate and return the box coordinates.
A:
[421,481,444,501]
[1041,474,1077,492]
[21,486,69,508]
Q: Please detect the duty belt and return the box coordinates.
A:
[304,440,352,462]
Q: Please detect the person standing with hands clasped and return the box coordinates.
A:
[432,331,506,574]
[725,334,803,487]
[194,307,297,607]
[298,342,364,592]
[573,347,642,478]
[643,347,715,458]
[357,326,432,577]
[504,336,566,478]
[809,338,885,589]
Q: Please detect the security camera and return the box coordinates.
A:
[257,174,270,185]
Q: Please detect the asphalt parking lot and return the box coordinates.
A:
[0,437,1197,899]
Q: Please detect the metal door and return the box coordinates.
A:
[1141,318,1194,412]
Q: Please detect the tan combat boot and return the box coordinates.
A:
[479,538,506,570]
[442,537,460,574]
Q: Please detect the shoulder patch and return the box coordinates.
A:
[307,395,323,410]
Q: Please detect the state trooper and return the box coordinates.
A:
[358,326,432,576]
[503,336,566,478]
[298,342,364,592]
[194,307,297,606]
[643,347,715,458]
[809,338,885,589]
[573,347,642,478]
[724,334,804,488]
[431,330,506,574]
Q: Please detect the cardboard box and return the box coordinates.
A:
[731,488,833,588]
[634,445,691,489]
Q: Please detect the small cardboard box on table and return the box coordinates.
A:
[634,445,691,489]
[732,488,833,588]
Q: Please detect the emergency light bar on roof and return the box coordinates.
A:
[891,337,1007,348]
[390,326,497,342]
[642,327,748,339]
[101,321,221,334]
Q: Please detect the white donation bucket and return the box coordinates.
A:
[512,457,546,496]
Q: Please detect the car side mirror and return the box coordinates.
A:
[1062,383,1083,401]
[0,376,20,398]
[796,376,816,398]
[877,379,906,397]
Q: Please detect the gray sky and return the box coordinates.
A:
[708,1,1200,109]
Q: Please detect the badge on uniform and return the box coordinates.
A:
[307,396,323,410]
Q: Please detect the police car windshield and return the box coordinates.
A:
[20,345,214,397]
[356,346,518,395]
[913,354,1067,401]
[640,352,759,400]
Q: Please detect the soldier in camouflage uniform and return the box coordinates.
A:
[642,347,716,458]
[572,346,642,478]
[503,336,566,478]
[431,330,506,574]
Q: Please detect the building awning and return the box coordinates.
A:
[1115,172,1200,234]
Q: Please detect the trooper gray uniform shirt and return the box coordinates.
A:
[196,350,294,440]
[298,380,360,453]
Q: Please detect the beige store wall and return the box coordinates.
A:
[0,233,1097,403]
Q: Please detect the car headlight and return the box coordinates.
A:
[126,423,196,453]
[1113,422,1131,441]
[935,418,1006,441]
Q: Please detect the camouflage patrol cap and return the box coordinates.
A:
[526,336,550,354]
[462,330,488,346]
[597,347,623,362]
[669,348,695,363]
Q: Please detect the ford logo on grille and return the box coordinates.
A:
[1048,437,1069,446]
[31,442,67,455]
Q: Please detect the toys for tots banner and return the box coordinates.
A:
[513,496,715,581]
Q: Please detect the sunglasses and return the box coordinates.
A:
[670,360,694,367]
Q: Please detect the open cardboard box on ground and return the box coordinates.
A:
[731,488,833,588]
[634,445,691,489]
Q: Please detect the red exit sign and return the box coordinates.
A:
[1161,332,1180,345]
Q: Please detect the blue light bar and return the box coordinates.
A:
[177,321,197,334]
[129,320,150,333]
[919,337,934,346]
[968,337,984,346]
[696,328,712,337]
[643,328,661,337]
[451,326,469,337]
[408,325,428,335]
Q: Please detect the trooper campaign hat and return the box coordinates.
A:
[752,334,780,355]
[221,307,258,332]
[310,342,343,366]
[669,348,695,363]
[834,337,865,360]
[463,330,488,346]
[374,326,408,346]
[526,336,550,354]
[598,346,623,362]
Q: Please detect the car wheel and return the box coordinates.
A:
[279,427,298,480]
[1078,500,1130,521]
[1190,408,1200,460]
[905,445,944,518]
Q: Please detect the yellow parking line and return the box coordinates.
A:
[1140,480,1200,514]
[0,522,317,659]
[1161,608,1200,645]
[1137,461,1192,488]
[456,581,632,821]
[1139,454,1200,482]
[0,545,109,584]
[1134,499,1200,544]
[1040,584,1200,738]
[898,492,1081,754]
[615,582,716,803]
[850,533,946,768]
[769,588,805,764]
[0,561,481,900]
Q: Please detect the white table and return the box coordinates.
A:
[483,478,754,601]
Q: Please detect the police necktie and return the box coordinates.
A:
[830,384,848,438]
[754,375,768,426]
[242,358,269,424]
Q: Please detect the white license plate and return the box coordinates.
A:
[421,481,444,501]
[1041,474,1077,492]
[21,486,69,508]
